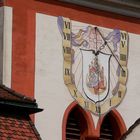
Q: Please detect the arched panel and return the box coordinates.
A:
[62,101,96,140]
[99,109,127,140]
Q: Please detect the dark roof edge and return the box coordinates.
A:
[0,101,43,114]
[59,0,140,19]
[121,118,140,140]
[29,120,42,140]
[0,84,43,114]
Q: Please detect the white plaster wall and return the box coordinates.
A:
[35,13,140,139]
[2,6,12,88]
[117,33,140,129]
[35,14,73,140]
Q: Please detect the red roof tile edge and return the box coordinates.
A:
[29,120,42,140]
[0,110,43,139]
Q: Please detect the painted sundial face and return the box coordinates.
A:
[58,16,129,115]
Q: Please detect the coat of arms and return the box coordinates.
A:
[81,50,111,102]
[57,16,129,115]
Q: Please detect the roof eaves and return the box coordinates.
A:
[0,100,43,114]
[58,0,140,19]
[29,120,42,140]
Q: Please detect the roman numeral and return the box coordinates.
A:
[120,54,126,61]
[64,21,70,29]
[118,91,122,98]
[110,99,112,106]
[121,70,126,77]
[63,47,71,54]
[121,41,126,48]
[121,32,127,40]
[84,101,89,109]
[65,68,70,75]
[63,32,71,40]
[73,89,77,98]
[96,106,101,113]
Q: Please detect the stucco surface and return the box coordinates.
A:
[35,13,140,140]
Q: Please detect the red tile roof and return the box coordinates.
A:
[0,85,35,103]
[0,85,42,114]
[0,85,43,139]
[0,113,42,140]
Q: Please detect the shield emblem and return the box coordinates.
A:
[81,50,111,102]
